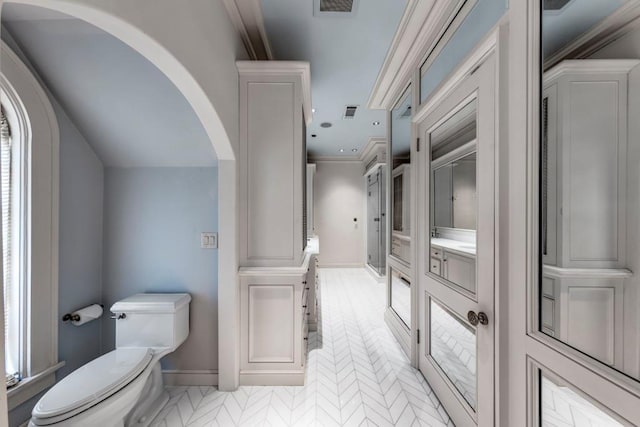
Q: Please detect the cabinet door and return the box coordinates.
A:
[444,250,476,294]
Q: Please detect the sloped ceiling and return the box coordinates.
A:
[262,0,408,158]
[1,4,217,167]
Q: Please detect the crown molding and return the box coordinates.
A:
[544,2,640,71]
[308,156,362,163]
[358,137,386,162]
[544,59,640,83]
[367,0,472,110]
[222,0,273,60]
[237,60,312,124]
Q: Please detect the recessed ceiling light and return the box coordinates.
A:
[372,121,381,126]
[352,148,358,152]
[339,149,345,153]
[312,108,316,113]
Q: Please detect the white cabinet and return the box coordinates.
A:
[237,61,319,385]
[541,60,640,375]
[306,164,316,237]
[542,60,635,269]
[238,61,312,268]
[430,243,476,294]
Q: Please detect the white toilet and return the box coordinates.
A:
[29,293,192,427]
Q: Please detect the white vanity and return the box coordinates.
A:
[236,61,319,385]
[430,237,476,294]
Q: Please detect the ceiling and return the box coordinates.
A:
[1,4,217,167]
[261,0,408,158]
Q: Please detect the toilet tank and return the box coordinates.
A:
[110,293,191,351]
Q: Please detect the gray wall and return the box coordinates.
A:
[101,167,218,371]
[314,161,365,267]
[56,98,105,380]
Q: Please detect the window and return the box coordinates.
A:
[2,41,60,410]
[1,105,19,388]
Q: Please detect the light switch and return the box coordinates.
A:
[201,232,218,249]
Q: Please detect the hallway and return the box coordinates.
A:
[151,269,451,426]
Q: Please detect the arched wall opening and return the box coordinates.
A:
[0,3,241,422]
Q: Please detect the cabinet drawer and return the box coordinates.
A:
[431,247,442,259]
[430,258,441,276]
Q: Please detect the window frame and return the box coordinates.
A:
[1,41,61,410]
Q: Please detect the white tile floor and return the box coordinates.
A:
[151,268,452,426]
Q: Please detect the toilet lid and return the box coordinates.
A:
[33,348,152,419]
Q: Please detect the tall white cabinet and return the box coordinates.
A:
[237,61,319,385]
[541,59,640,376]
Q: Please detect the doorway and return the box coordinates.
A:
[367,167,386,275]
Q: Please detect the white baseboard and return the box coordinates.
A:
[239,370,305,386]
[317,263,364,268]
[364,263,386,283]
[162,370,218,386]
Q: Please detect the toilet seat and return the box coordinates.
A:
[32,348,153,424]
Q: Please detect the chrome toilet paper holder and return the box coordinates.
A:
[62,304,104,323]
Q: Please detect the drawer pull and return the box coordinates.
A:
[306,287,309,290]
[302,281,307,284]
[302,305,307,308]
[304,337,308,341]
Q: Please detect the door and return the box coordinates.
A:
[417,54,495,427]
[367,171,381,271]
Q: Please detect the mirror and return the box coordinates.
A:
[429,99,477,294]
[389,86,412,327]
[539,0,640,381]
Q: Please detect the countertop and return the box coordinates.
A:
[431,237,476,256]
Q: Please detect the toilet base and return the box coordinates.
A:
[125,362,168,427]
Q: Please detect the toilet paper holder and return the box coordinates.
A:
[62,304,104,323]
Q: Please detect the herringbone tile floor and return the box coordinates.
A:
[151,268,452,426]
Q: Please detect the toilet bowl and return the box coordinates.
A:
[29,293,191,427]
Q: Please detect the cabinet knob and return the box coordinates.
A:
[302,281,307,284]
[467,311,489,326]
[302,305,307,308]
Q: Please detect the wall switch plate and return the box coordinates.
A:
[201,232,218,249]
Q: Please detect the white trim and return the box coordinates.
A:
[544,2,640,70]
[368,0,472,110]
[239,370,305,386]
[316,263,363,268]
[221,0,273,60]
[1,41,60,408]
[7,362,64,410]
[543,59,640,81]
[162,370,219,386]
[364,263,385,283]
[236,61,313,125]
[542,266,633,279]
[358,137,387,162]
[307,157,362,163]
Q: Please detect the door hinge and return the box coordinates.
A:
[417,329,420,344]
[416,137,420,152]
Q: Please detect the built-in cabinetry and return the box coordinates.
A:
[391,164,411,263]
[541,60,640,374]
[306,164,316,237]
[430,240,476,294]
[237,61,319,385]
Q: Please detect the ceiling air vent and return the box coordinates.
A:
[314,0,359,17]
[543,0,572,11]
[344,105,358,119]
[320,0,354,13]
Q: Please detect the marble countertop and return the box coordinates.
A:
[431,237,476,256]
